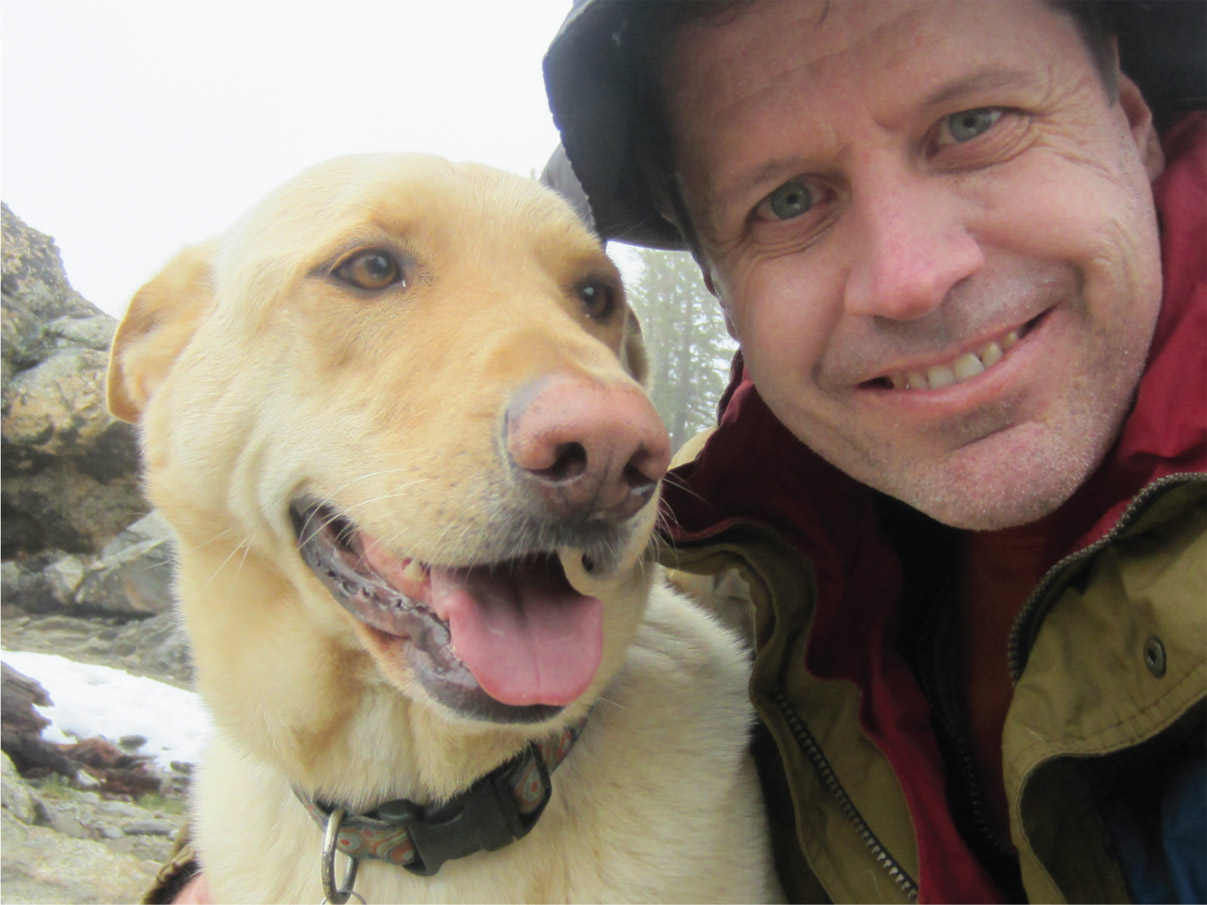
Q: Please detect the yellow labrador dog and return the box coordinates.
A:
[107,155,778,903]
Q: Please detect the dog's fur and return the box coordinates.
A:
[108,155,778,903]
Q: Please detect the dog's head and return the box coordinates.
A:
[108,155,669,744]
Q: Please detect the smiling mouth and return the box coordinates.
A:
[865,314,1043,392]
[290,500,605,724]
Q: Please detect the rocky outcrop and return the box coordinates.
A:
[1,609,193,689]
[1,663,188,905]
[2,749,179,905]
[0,644,192,903]
[2,205,193,903]
[2,202,147,559]
[1,204,188,672]
[3,512,178,619]
[0,507,191,683]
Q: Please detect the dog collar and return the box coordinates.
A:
[296,718,586,883]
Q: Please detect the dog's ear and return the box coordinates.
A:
[107,242,216,424]
[621,308,650,386]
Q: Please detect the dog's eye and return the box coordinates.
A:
[577,280,617,320]
[333,250,405,291]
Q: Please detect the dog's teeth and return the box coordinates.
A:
[402,559,426,583]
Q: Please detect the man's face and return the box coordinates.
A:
[664,0,1164,530]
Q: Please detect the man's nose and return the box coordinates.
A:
[842,168,983,321]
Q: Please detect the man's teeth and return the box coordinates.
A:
[888,330,1018,391]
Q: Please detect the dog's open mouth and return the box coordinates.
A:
[290,500,603,723]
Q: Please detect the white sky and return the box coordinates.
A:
[2,0,578,318]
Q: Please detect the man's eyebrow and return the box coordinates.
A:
[923,67,1036,108]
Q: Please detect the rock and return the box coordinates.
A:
[0,663,78,781]
[1,663,51,736]
[1,551,86,615]
[0,206,193,901]
[1,203,98,380]
[4,348,120,462]
[123,818,174,837]
[1,203,147,560]
[101,510,173,559]
[1,807,161,905]
[68,737,161,798]
[1,612,194,688]
[76,509,179,622]
[1,758,187,894]
[101,822,127,840]
[45,314,120,355]
[110,612,194,686]
[77,534,175,618]
[1,665,164,799]
[1,510,177,621]
[43,804,90,839]
[1,751,42,825]
[1,613,128,665]
[1,462,147,558]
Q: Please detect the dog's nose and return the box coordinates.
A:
[505,374,671,521]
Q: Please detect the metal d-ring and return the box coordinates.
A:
[319,807,365,905]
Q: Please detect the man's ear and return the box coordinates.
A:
[1118,70,1165,182]
[107,242,217,424]
[621,307,651,387]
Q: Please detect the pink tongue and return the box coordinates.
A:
[428,560,603,707]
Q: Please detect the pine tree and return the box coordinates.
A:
[624,248,737,452]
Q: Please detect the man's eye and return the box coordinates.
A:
[756,179,815,222]
[943,107,1002,144]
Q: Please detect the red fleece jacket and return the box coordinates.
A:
[660,113,1206,903]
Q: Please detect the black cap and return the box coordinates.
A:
[543,0,1206,249]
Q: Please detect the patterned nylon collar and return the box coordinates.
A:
[295,719,586,877]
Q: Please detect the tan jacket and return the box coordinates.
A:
[663,474,1205,903]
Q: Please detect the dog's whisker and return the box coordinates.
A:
[185,523,246,552]
[660,471,709,508]
[196,533,257,594]
[235,536,255,575]
[592,692,629,713]
[293,496,338,547]
[324,460,444,501]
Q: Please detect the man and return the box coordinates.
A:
[544,1,1204,902]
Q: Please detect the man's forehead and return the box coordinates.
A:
[663,0,1073,97]
[663,1,1079,158]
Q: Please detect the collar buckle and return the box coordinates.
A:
[373,741,553,877]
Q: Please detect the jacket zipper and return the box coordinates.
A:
[1007,472,1206,683]
[769,686,920,902]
